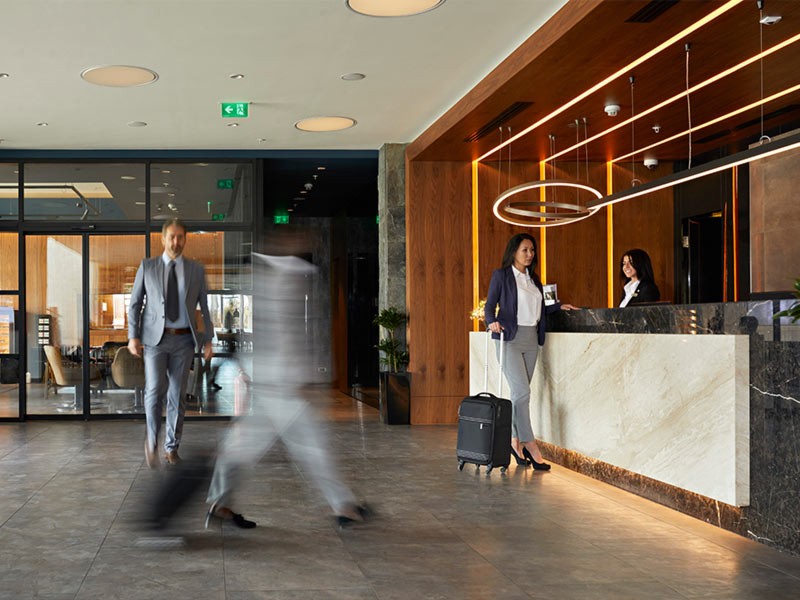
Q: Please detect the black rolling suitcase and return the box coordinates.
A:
[456,330,511,475]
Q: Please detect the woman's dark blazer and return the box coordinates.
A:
[484,266,560,345]
[621,279,661,306]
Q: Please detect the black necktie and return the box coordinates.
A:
[166,261,179,321]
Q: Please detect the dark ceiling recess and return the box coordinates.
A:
[263,156,378,219]
[463,101,534,142]
[625,0,679,23]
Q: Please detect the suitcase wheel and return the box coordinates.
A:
[486,465,493,475]
[500,466,507,473]
[458,460,465,472]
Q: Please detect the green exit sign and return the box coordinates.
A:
[274,213,289,225]
[221,102,249,118]
[217,178,234,189]
[212,213,226,221]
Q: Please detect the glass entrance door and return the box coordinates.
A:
[25,235,86,415]
[24,233,145,416]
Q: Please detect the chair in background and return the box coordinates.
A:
[43,345,102,411]
[110,346,145,414]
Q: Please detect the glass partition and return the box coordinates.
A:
[23,163,146,221]
[150,163,253,223]
[0,164,20,219]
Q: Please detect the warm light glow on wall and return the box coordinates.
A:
[606,162,614,308]
[477,0,743,163]
[472,160,480,332]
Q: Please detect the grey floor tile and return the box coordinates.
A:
[0,391,799,600]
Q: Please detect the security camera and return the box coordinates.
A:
[643,158,659,170]
[652,124,661,134]
[604,103,621,117]
[304,182,313,191]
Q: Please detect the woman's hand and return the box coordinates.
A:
[488,322,503,333]
[560,303,580,311]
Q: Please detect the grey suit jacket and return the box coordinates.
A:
[127,256,213,350]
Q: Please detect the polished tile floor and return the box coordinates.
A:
[1,391,799,599]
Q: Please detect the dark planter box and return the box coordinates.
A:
[379,371,410,425]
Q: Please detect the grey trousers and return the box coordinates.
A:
[143,332,195,453]
[206,384,357,514]
[496,325,539,442]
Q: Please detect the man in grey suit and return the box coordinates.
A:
[128,218,213,468]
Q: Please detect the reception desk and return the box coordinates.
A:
[468,300,800,555]
[470,331,750,506]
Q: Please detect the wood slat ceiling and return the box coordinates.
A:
[409,0,800,165]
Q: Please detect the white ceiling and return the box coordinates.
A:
[1,0,568,151]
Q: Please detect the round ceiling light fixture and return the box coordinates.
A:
[341,72,366,81]
[81,65,159,87]
[493,180,603,228]
[295,116,356,132]
[345,0,445,17]
[127,121,148,127]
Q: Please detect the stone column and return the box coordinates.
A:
[378,143,407,313]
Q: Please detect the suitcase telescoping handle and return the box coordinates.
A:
[484,327,504,396]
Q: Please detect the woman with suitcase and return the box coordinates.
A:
[484,233,577,470]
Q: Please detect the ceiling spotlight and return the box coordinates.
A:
[227,122,239,127]
[295,116,356,132]
[604,104,621,117]
[346,0,446,17]
[36,122,49,127]
[0,73,9,78]
[341,72,366,81]
[229,73,245,79]
[81,65,158,87]
[127,121,147,127]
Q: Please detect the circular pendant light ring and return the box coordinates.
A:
[493,179,603,228]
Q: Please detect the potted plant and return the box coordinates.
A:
[374,307,410,425]
[774,277,800,322]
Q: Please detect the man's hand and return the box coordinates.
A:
[203,341,214,362]
[128,338,143,357]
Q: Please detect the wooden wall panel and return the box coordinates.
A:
[540,162,608,309]
[407,160,472,424]
[611,162,675,305]
[476,161,540,309]
[0,233,18,291]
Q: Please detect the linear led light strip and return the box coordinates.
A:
[546,30,800,165]
[612,82,800,163]
[476,0,744,163]
[587,131,800,210]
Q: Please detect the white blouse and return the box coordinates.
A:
[620,279,640,307]
[513,266,542,326]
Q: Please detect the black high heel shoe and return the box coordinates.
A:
[510,447,529,466]
[522,447,551,471]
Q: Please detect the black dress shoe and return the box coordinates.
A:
[205,502,257,529]
[335,504,371,528]
[522,447,551,471]
[510,447,530,466]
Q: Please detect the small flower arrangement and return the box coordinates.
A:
[470,299,492,322]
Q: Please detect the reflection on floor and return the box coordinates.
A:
[0,358,248,418]
[1,390,799,599]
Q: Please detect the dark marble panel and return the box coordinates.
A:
[541,300,800,556]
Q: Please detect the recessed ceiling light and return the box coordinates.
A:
[287,208,294,212]
[196,163,209,167]
[127,121,148,127]
[295,116,356,132]
[345,0,445,17]
[317,166,327,171]
[120,175,136,180]
[168,193,176,197]
[257,138,267,142]
[294,197,304,201]
[300,190,308,194]
[230,73,245,79]
[0,73,9,79]
[135,201,146,205]
[227,122,239,127]
[37,122,48,127]
[81,65,159,87]
[161,169,172,174]
[341,72,366,81]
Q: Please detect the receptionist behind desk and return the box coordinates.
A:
[619,248,660,307]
